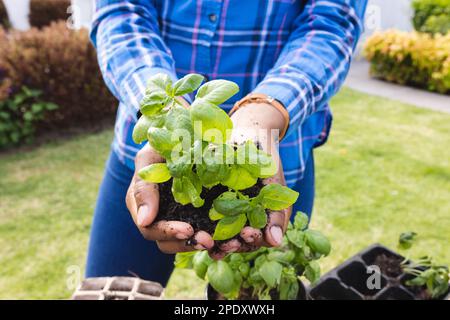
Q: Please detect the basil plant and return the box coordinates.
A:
[175,212,332,300]
[132,73,299,241]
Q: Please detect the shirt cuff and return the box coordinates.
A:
[253,76,312,138]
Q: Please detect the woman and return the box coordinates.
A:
[86,0,367,286]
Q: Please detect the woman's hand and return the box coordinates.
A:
[209,101,291,259]
[126,143,214,253]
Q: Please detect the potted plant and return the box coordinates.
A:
[175,212,331,300]
[132,73,299,245]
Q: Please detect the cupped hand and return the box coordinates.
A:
[209,102,292,259]
[126,143,214,253]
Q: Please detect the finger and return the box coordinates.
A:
[189,231,215,250]
[240,226,264,246]
[157,231,214,254]
[133,144,165,227]
[139,220,195,241]
[264,210,286,247]
[156,240,195,254]
[208,250,227,260]
[218,239,241,253]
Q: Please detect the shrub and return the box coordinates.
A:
[0,0,9,28]
[0,22,117,134]
[412,0,450,34]
[0,87,58,147]
[29,0,71,28]
[364,30,450,94]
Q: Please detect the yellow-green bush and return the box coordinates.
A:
[364,30,450,94]
[413,0,450,35]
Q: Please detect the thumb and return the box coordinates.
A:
[264,210,287,247]
[133,177,160,227]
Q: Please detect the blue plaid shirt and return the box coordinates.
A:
[91,0,367,187]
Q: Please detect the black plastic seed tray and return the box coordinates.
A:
[308,244,450,300]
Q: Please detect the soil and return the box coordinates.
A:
[404,284,432,300]
[374,254,404,278]
[155,178,265,238]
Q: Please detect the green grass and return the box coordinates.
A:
[0,88,449,299]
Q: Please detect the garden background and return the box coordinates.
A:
[0,0,449,299]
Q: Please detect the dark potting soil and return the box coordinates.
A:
[404,284,432,300]
[154,178,265,236]
[374,254,404,278]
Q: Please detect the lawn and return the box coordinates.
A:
[0,88,449,299]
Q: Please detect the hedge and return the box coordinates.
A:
[0,22,117,136]
[364,30,450,94]
[0,0,9,28]
[29,0,71,28]
[412,0,450,34]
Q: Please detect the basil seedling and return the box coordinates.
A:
[176,212,331,300]
[133,73,300,241]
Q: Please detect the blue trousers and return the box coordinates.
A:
[85,150,315,286]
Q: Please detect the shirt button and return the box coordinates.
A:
[208,13,217,23]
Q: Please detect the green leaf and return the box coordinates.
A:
[259,260,283,288]
[267,250,295,264]
[196,162,228,188]
[398,231,418,250]
[171,174,204,207]
[305,261,321,284]
[166,153,192,178]
[286,229,305,249]
[138,163,171,183]
[190,99,233,143]
[213,214,247,241]
[195,80,239,105]
[235,141,276,178]
[172,177,190,205]
[207,260,236,294]
[140,92,166,116]
[239,263,250,278]
[247,205,267,229]
[173,74,204,96]
[165,104,193,134]
[406,275,427,287]
[213,192,250,216]
[221,165,257,190]
[147,127,175,157]
[209,207,225,221]
[146,73,173,95]
[183,176,204,208]
[192,251,213,280]
[279,271,299,300]
[293,212,309,230]
[45,102,58,111]
[132,116,153,144]
[174,252,196,269]
[305,230,331,256]
[257,184,299,210]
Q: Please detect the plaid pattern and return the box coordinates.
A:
[91,0,367,187]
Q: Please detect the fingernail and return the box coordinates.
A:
[270,226,283,245]
[175,233,190,240]
[246,237,255,243]
[194,244,206,250]
[137,205,148,227]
